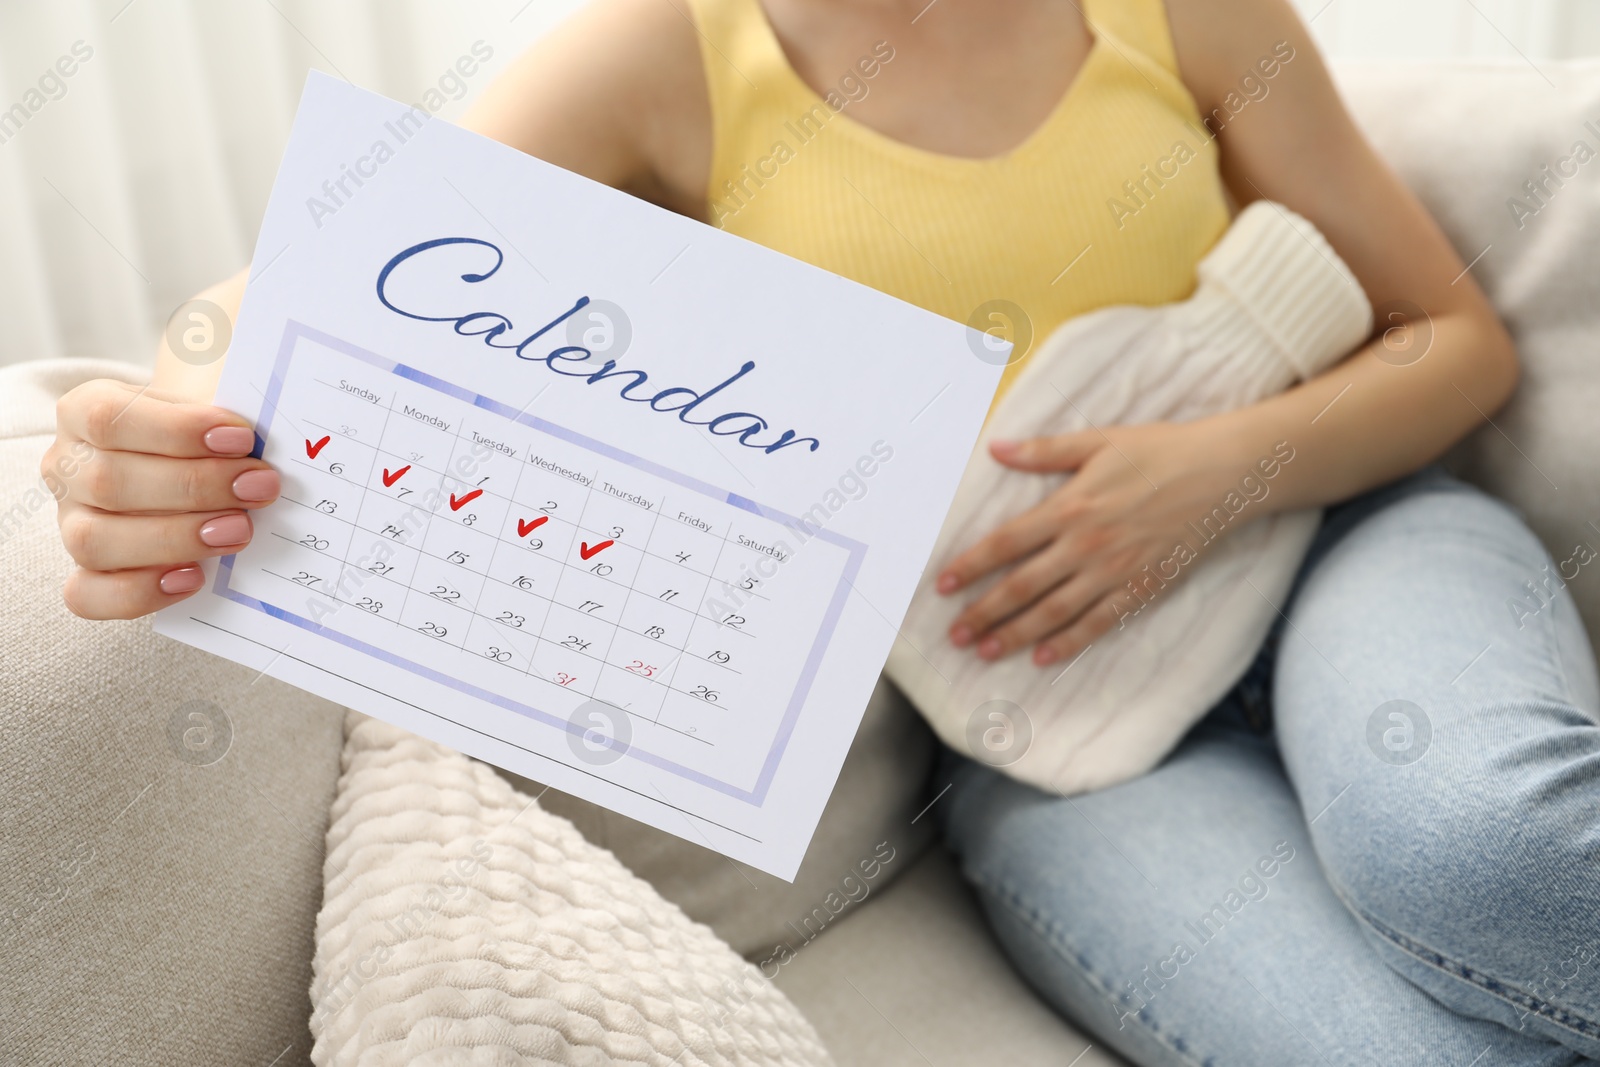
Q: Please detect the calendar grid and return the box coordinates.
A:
[245,546,737,712]
[272,477,766,659]
[296,403,780,597]
[263,400,772,716]
[263,491,748,680]
[217,319,868,804]
[299,395,584,692]
[256,514,725,740]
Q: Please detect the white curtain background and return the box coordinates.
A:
[1,0,1596,369]
[0,0,586,369]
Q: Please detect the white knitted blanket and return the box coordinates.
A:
[310,711,834,1066]
[886,202,1374,795]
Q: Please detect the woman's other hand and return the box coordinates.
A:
[937,419,1264,667]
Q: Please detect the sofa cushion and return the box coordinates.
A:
[1336,60,1600,656]
[0,359,346,1067]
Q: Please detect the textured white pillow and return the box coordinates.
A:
[886,202,1373,795]
[311,711,834,1067]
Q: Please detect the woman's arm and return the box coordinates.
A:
[939,0,1515,664]
[1168,0,1517,508]
[61,0,709,619]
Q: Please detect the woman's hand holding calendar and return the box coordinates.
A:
[45,378,280,620]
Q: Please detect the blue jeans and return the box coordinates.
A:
[940,466,1600,1066]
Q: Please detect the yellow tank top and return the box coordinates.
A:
[687,0,1232,400]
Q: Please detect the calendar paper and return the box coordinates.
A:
[156,72,1002,879]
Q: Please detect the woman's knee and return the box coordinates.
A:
[1277,480,1600,874]
[1274,481,1600,1018]
[1301,689,1600,986]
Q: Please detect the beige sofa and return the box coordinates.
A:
[4,61,1599,1066]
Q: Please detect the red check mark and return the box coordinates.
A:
[382,465,410,487]
[450,489,483,511]
[579,539,614,560]
[305,435,330,459]
[517,516,549,537]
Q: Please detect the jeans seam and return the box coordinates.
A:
[1334,884,1600,1045]
[965,865,1213,1067]
[1541,582,1593,716]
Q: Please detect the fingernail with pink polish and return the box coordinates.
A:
[936,573,959,594]
[160,566,204,595]
[978,637,1003,659]
[949,624,974,647]
[204,426,254,455]
[232,469,280,502]
[1034,646,1059,666]
[199,514,251,547]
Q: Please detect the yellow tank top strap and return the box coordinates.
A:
[683,0,775,103]
[1080,0,1186,83]
[684,0,818,200]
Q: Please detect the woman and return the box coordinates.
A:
[43,0,1600,1062]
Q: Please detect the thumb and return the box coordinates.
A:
[989,429,1103,472]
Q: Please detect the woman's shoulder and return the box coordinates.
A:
[463,0,711,217]
[1162,0,1309,116]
